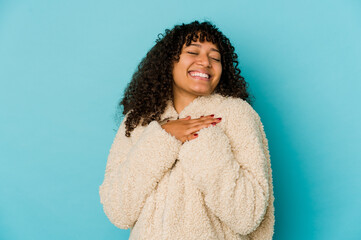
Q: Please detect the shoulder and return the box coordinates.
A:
[215,97,267,146]
[216,95,260,122]
[115,111,137,140]
[118,111,132,130]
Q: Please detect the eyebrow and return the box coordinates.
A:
[185,43,220,53]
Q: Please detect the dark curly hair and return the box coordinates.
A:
[115,20,254,137]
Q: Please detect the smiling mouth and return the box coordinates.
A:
[188,72,211,81]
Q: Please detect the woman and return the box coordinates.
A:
[99,20,275,240]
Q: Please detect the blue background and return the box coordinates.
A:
[1,0,360,239]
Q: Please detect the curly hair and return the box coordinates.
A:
[115,20,254,137]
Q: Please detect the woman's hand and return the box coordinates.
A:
[161,114,222,143]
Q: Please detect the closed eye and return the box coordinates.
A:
[187,52,221,62]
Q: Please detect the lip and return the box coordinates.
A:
[188,71,211,81]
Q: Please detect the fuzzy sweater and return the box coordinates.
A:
[99,93,275,240]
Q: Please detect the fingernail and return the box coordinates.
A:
[217,118,222,120]
[200,115,204,118]
[210,114,214,117]
[167,120,170,122]
[212,122,217,125]
[194,133,198,136]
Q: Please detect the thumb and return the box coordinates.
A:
[185,132,198,142]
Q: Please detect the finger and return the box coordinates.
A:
[189,117,221,126]
[199,114,213,119]
[187,132,198,141]
[183,134,193,142]
[186,123,215,134]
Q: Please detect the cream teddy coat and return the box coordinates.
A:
[99,92,275,240]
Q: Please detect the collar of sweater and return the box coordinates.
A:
[160,92,225,122]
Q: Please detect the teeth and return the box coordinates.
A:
[190,72,209,79]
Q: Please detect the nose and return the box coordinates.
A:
[196,53,211,67]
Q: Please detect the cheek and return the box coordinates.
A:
[172,64,187,84]
[173,65,185,78]
[215,65,222,77]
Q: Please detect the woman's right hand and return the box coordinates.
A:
[161,114,222,143]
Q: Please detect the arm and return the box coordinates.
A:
[99,114,182,229]
[178,103,270,235]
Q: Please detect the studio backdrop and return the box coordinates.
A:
[0,0,360,239]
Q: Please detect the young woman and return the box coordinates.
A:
[99,20,275,240]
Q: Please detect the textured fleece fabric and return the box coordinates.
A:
[99,93,275,240]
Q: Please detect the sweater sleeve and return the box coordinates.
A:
[99,115,183,229]
[178,104,270,235]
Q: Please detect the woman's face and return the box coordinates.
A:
[172,39,222,98]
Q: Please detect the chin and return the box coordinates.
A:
[188,85,214,95]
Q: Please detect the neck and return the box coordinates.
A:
[172,91,198,115]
